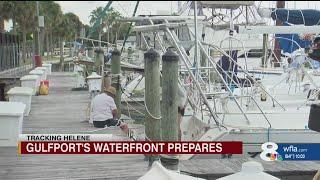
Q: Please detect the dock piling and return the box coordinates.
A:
[160,48,179,171]
[95,48,104,75]
[111,49,122,118]
[262,34,268,68]
[144,48,161,166]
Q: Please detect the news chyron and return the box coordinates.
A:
[260,142,320,161]
[18,134,242,154]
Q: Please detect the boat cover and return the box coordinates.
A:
[271,9,320,62]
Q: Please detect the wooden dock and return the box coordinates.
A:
[0,72,148,180]
[1,72,320,180]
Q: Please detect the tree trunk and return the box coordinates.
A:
[46,32,49,61]
[59,37,64,71]
[12,19,16,34]
[22,31,27,63]
[41,29,45,56]
[0,17,4,33]
[50,32,54,59]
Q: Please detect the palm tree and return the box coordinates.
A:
[53,13,82,71]
[11,1,36,63]
[89,7,122,44]
[0,1,15,32]
[40,1,63,60]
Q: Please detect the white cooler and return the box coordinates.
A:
[7,87,33,116]
[35,67,47,80]
[0,102,26,146]
[20,75,40,95]
[29,69,45,82]
[42,63,52,75]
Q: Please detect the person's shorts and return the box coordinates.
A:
[93,119,121,128]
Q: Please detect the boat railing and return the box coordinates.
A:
[137,19,211,126]
[196,34,286,111]
[139,19,270,128]
[188,27,285,128]
[131,18,280,130]
[219,36,249,71]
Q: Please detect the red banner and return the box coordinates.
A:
[19,141,242,154]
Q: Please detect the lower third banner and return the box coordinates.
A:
[19,141,242,154]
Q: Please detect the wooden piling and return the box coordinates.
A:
[111,49,121,118]
[88,48,94,59]
[262,34,268,68]
[160,48,179,171]
[94,48,104,75]
[144,48,161,166]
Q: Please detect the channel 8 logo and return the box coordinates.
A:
[260,142,283,161]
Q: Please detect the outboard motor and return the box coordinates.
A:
[308,104,320,132]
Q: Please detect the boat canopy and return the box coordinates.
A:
[271,9,320,26]
[275,23,311,53]
[271,9,320,53]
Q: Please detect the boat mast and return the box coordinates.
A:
[194,1,199,79]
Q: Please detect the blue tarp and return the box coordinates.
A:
[271,9,320,26]
[267,8,320,66]
[271,9,317,54]
[276,23,312,53]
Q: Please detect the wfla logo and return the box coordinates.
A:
[260,142,283,161]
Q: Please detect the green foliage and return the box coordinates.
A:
[89,6,131,43]
[40,1,63,32]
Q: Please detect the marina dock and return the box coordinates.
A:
[0,72,148,180]
[0,72,319,180]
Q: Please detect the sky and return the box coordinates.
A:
[56,1,178,25]
[56,1,320,25]
[4,1,320,29]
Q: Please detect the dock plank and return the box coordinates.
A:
[0,72,148,180]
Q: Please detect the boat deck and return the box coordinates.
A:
[180,158,320,180]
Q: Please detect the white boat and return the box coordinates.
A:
[118,1,320,160]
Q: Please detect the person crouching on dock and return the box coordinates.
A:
[91,86,129,134]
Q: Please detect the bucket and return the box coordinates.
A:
[39,81,49,95]
[41,80,49,88]
[34,55,42,67]
[308,104,320,132]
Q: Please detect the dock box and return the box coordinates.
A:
[0,102,26,146]
[42,63,52,75]
[20,75,40,95]
[87,72,102,92]
[29,69,45,82]
[35,67,47,80]
[7,87,33,116]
